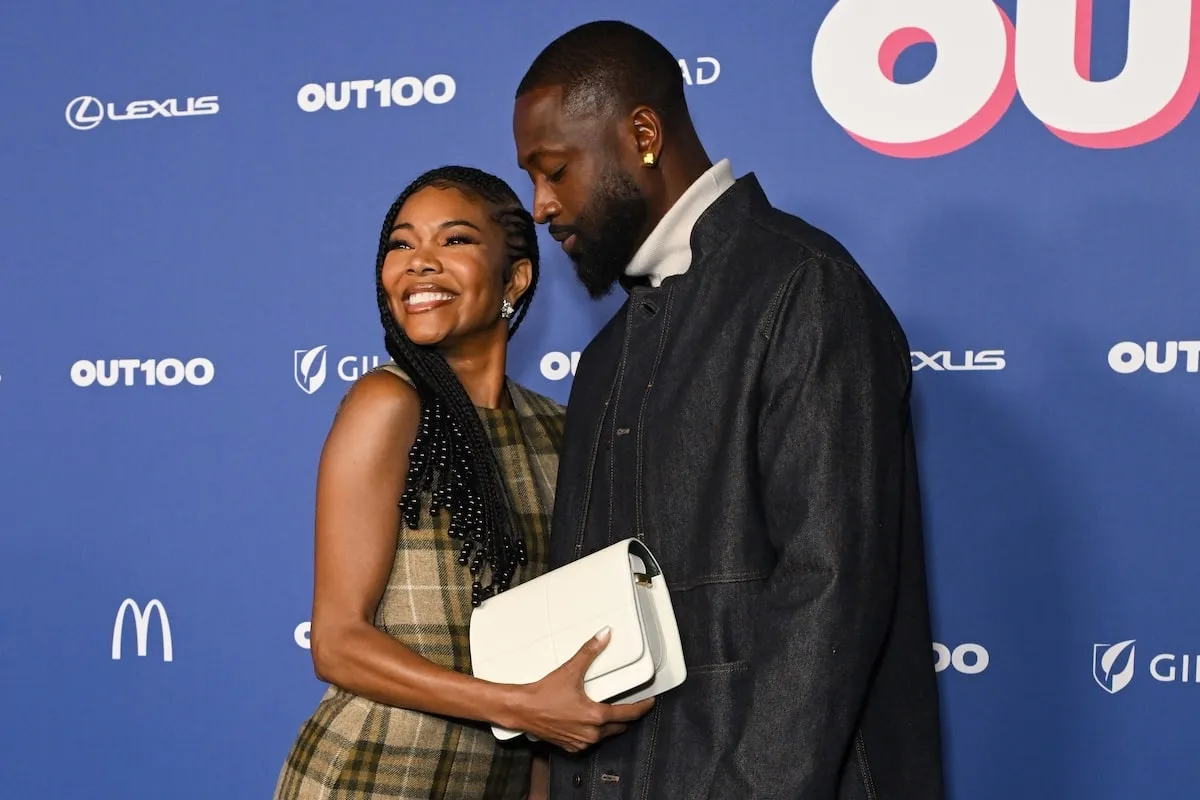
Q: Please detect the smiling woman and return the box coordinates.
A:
[374,169,542,598]
[272,166,654,800]
[382,188,523,349]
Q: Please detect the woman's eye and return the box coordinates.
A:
[386,240,411,251]
[445,235,475,245]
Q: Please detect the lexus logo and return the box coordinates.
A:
[65,96,104,131]
[63,93,220,132]
[911,349,1006,372]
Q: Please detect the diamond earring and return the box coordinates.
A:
[500,298,515,320]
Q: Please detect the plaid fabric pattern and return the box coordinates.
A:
[274,365,564,800]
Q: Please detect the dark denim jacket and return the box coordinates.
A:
[545,175,945,799]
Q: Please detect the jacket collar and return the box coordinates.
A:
[619,173,770,294]
[623,159,735,287]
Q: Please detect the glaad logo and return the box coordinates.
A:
[294,345,385,393]
[112,598,172,662]
[71,358,214,387]
[1094,640,1136,694]
[297,75,456,112]
[1108,341,1200,374]
[541,351,581,381]
[911,350,1005,372]
[65,94,219,132]
[295,621,311,649]
[933,642,989,674]
[679,57,720,85]
[812,0,1200,158]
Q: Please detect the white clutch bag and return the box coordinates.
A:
[469,537,687,740]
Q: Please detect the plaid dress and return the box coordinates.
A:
[274,364,564,800]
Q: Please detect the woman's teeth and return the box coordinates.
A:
[406,291,455,307]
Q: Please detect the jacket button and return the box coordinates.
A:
[572,773,583,788]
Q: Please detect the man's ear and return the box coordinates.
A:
[630,106,662,166]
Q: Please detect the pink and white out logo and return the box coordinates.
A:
[812,0,1200,158]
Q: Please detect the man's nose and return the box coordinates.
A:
[532,186,561,225]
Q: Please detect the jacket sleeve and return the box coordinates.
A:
[706,257,911,799]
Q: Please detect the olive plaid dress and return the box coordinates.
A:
[274,364,564,800]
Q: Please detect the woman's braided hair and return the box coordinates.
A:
[373,165,540,606]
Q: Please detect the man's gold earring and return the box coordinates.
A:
[643,152,656,166]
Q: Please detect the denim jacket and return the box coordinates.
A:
[545,175,945,799]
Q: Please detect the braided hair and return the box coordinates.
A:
[373,165,540,606]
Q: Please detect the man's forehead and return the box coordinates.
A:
[515,86,568,139]
[515,85,609,157]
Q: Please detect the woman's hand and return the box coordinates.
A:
[503,628,656,752]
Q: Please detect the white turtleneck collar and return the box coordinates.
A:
[624,158,735,287]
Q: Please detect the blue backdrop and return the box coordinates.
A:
[2,1,1198,797]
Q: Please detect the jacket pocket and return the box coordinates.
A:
[648,660,750,798]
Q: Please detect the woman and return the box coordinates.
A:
[273,166,650,800]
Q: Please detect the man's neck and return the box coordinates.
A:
[624,157,735,289]
[653,146,713,224]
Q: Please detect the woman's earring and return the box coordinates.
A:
[500,298,515,320]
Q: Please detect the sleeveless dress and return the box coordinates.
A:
[274,364,564,800]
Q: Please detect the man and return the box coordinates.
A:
[512,20,944,800]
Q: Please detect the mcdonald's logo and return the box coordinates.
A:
[111,598,173,662]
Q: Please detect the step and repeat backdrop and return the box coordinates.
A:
[2,1,1197,797]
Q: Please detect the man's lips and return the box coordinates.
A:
[550,228,577,252]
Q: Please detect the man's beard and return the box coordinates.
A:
[561,166,649,299]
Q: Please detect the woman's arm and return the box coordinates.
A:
[307,370,654,749]
[309,370,519,723]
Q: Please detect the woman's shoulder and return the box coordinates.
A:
[312,363,423,473]
[329,363,420,432]
[508,379,566,453]
[346,363,565,423]
[508,379,566,419]
[365,362,415,388]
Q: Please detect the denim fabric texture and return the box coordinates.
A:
[545,175,945,800]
